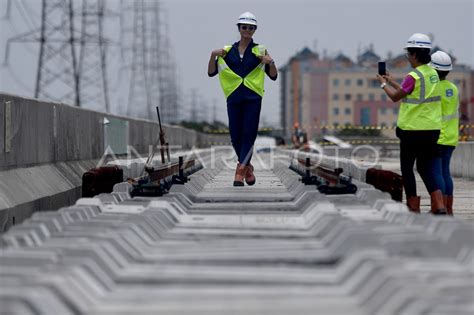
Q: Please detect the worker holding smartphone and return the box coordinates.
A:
[376,33,446,215]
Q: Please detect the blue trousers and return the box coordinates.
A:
[437,145,455,195]
[227,98,262,165]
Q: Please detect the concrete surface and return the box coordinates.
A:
[0,93,230,171]
[450,142,474,179]
[0,160,98,231]
[1,152,472,314]
[379,157,474,223]
[0,93,230,230]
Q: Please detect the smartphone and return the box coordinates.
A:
[378,62,386,76]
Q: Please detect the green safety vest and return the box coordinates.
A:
[437,80,459,146]
[397,64,442,131]
[217,45,266,99]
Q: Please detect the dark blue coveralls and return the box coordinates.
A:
[209,40,277,165]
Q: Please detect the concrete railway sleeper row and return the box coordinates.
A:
[1,150,473,314]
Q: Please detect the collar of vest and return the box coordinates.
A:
[232,39,256,49]
[223,41,266,60]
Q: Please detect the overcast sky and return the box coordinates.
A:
[1,0,473,126]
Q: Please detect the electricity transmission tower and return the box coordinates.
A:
[5,0,179,118]
[124,0,152,119]
[120,0,179,122]
[4,0,110,109]
[190,88,198,122]
[4,0,79,105]
[78,0,110,111]
[148,0,164,120]
[159,11,179,123]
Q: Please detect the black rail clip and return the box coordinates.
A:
[294,157,357,194]
[172,156,189,185]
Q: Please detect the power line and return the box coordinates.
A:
[4,0,112,109]
[2,0,12,19]
[14,0,37,30]
[19,0,41,24]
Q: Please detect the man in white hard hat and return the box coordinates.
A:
[430,50,459,215]
[207,12,278,187]
[377,33,446,215]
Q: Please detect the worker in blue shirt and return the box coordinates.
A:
[207,12,278,186]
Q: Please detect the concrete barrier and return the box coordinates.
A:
[0,93,231,230]
[450,142,474,179]
[0,93,231,170]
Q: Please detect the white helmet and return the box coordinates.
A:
[430,51,453,71]
[237,12,257,26]
[404,33,432,50]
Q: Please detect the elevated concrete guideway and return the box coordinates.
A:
[1,151,473,314]
[0,94,230,230]
[1,92,473,230]
[379,156,474,222]
[1,93,473,313]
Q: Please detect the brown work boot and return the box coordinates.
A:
[406,196,421,213]
[446,195,454,216]
[245,163,256,186]
[430,190,447,215]
[233,163,246,187]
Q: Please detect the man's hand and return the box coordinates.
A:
[376,74,387,85]
[259,54,274,65]
[211,49,226,58]
[383,72,396,85]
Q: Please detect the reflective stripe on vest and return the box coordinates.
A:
[217,44,266,99]
[438,80,459,147]
[397,64,442,131]
[401,68,441,104]
[442,113,458,122]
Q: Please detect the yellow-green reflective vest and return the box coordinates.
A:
[438,80,459,146]
[217,45,266,99]
[397,64,442,131]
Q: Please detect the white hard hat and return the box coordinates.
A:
[237,12,257,26]
[404,33,432,50]
[430,51,453,71]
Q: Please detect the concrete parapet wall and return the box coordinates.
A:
[450,142,474,179]
[0,93,227,170]
[0,93,229,230]
[196,132,231,147]
[0,159,98,231]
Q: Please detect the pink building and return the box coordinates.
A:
[281,45,474,141]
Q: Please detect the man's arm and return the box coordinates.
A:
[208,57,218,77]
[260,51,278,80]
[208,49,226,77]
[265,62,278,81]
[377,74,409,102]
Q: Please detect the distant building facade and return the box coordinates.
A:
[280,46,474,140]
